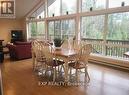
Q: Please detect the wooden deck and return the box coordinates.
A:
[1,58,129,95]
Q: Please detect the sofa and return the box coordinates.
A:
[7,41,32,60]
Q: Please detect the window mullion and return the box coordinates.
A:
[60,0,62,16]
[76,0,81,41]
[103,14,108,55]
[106,0,109,9]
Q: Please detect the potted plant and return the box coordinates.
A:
[53,38,64,49]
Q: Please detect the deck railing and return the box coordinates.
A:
[32,35,129,59]
[82,38,129,59]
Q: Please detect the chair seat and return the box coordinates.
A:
[68,61,86,69]
[46,59,65,67]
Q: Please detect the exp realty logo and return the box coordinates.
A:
[0,0,15,18]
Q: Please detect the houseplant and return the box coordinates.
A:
[53,38,64,49]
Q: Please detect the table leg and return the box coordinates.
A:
[64,58,69,82]
[32,51,35,71]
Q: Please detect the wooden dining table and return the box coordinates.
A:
[32,41,79,82]
[52,48,78,82]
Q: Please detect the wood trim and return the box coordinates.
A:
[24,0,45,18]
[89,59,129,71]
[80,6,129,17]
[89,54,129,70]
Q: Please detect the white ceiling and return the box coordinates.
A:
[15,0,42,18]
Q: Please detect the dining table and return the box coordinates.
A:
[32,41,79,82]
[51,47,78,82]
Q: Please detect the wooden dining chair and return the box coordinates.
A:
[32,40,46,72]
[41,42,65,82]
[62,38,77,49]
[31,39,39,71]
[68,44,92,83]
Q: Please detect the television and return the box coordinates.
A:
[11,30,23,43]
[11,30,23,39]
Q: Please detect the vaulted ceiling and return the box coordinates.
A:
[15,0,43,18]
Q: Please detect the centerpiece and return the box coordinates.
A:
[53,38,64,50]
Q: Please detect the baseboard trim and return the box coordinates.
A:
[89,59,129,71]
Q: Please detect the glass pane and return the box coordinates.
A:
[62,0,76,15]
[82,0,106,12]
[29,4,45,19]
[108,12,129,41]
[48,21,54,40]
[36,4,45,19]
[81,15,105,39]
[48,0,60,17]
[48,20,75,40]
[37,21,45,39]
[109,0,129,8]
[37,11,45,19]
[55,21,61,38]
[61,20,75,39]
[30,22,37,37]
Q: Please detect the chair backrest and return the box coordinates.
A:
[41,42,55,63]
[31,40,39,52]
[62,39,79,50]
[32,40,46,51]
[32,40,46,60]
[78,44,92,62]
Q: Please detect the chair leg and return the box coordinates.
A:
[87,71,90,83]
[53,67,56,82]
[33,57,36,71]
[41,62,46,75]
[69,67,72,81]
[60,65,65,73]
[76,69,79,82]
[35,62,38,71]
[45,65,49,76]
[33,61,37,71]
[85,67,90,83]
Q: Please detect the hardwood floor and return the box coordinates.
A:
[1,58,129,95]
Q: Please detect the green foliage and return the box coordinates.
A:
[108,12,129,41]
[31,23,37,36]
[82,12,129,41]
[54,38,64,47]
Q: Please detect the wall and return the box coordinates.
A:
[0,19,26,45]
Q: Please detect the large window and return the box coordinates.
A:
[62,0,76,15]
[81,0,106,12]
[48,0,60,17]
[26,0,129,59]
[28,21,45,40]
[108,12,129,41]
[81,15,105,39]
